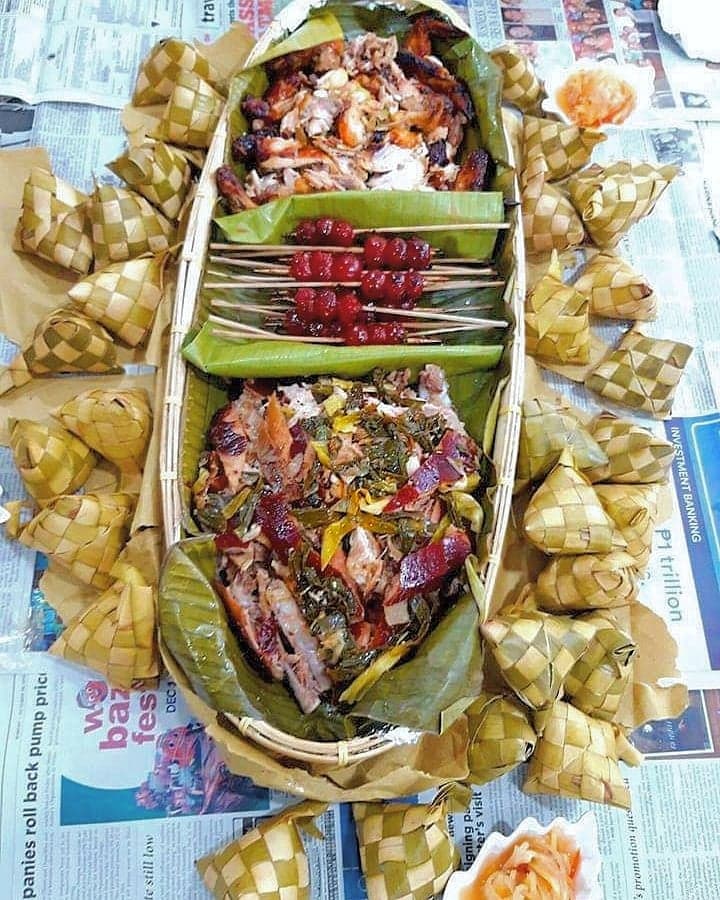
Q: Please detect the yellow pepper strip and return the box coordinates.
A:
[339,644,412,704]
[311,440,333,469]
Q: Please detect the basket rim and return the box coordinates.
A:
[159,0,526,767]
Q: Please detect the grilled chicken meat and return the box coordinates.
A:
[453,148,492,192]
[219,29,489,210]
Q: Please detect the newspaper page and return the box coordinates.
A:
[462,0,720,123]
[0,0,233,109]
[0,663,719,899]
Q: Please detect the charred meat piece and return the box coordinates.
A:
[241,96,271,124]
[216,165,257,212]
[453,148,492,192]
[231,128,280,166]
[265,40,343,77]
[264,74,306,121]
[427,139,449,167]
[403,13,466,57]
[396,51,473,119]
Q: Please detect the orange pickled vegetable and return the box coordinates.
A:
[556,69,636,128]
[462,826,580,899]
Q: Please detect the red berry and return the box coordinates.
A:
[315,289,338,323]
[404,271,425,302]
[385,271,408,306]
[309,250,334,281]
[315,218,335,244]
[337,291,364,326]
[294,288,317,321]
[383,237,408,270]
[284,310,306,335]
[360,270,388,301]
[363,234,387,269]
[289,251,314,281]
[331,219,355,247]
[406,237,432,270]
[343,324,370,346]
[331,252,362,283]
[294,220,317,245]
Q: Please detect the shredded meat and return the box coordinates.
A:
[217,30,489,209]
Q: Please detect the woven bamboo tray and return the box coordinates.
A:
[159,0,526,768]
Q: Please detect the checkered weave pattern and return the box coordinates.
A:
[585,329,693,418]
[17,167,93,274]
[50,564,158,688]
[585,411,675,484]
[481,610,596,710]
[565,611,636,722]
[0,310,119,397]
[466,693,536,786]
[107,141,192,221]
[68,255,165,347]
[17,492,135,589]
[522,115,606,182]
[521,151,585,255]
[9,419,96,507]
[489,44,543,112]
[523,451,626,555]
[534,551,639,612]
[524,700,635,809]
[155,71,224,149]
[196,801,327,900]
[518,398,607,483]
[89,184,175,266]
[567,161,679,248]
[595,483,660,572]
[133,37,222,106]
[353,801,458,900]
[573,252,657,320]
[56,388,152,476]
[525,253,590,365]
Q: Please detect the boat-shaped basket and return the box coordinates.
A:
[159,0,526,768]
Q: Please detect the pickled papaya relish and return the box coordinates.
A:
[556,67,636,128]
[461,826,581,899]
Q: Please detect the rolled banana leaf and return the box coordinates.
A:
[159,537,484,740]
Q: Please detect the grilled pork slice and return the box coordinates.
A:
[259,572,331,713]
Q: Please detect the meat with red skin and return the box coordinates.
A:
[254,493,302,563]
[454,148,492,192]
[263,74,305,120]
[385,527,472,608]
[216,165,257,212]
[384,430,477,513]
[209,406,249,456]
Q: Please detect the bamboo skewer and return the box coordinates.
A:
[209,318,442,345]
[210,245,496,265]
[209,298,508,329]
[205,279,505,291]
[208,255,495,277]
[353,222,510,234]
